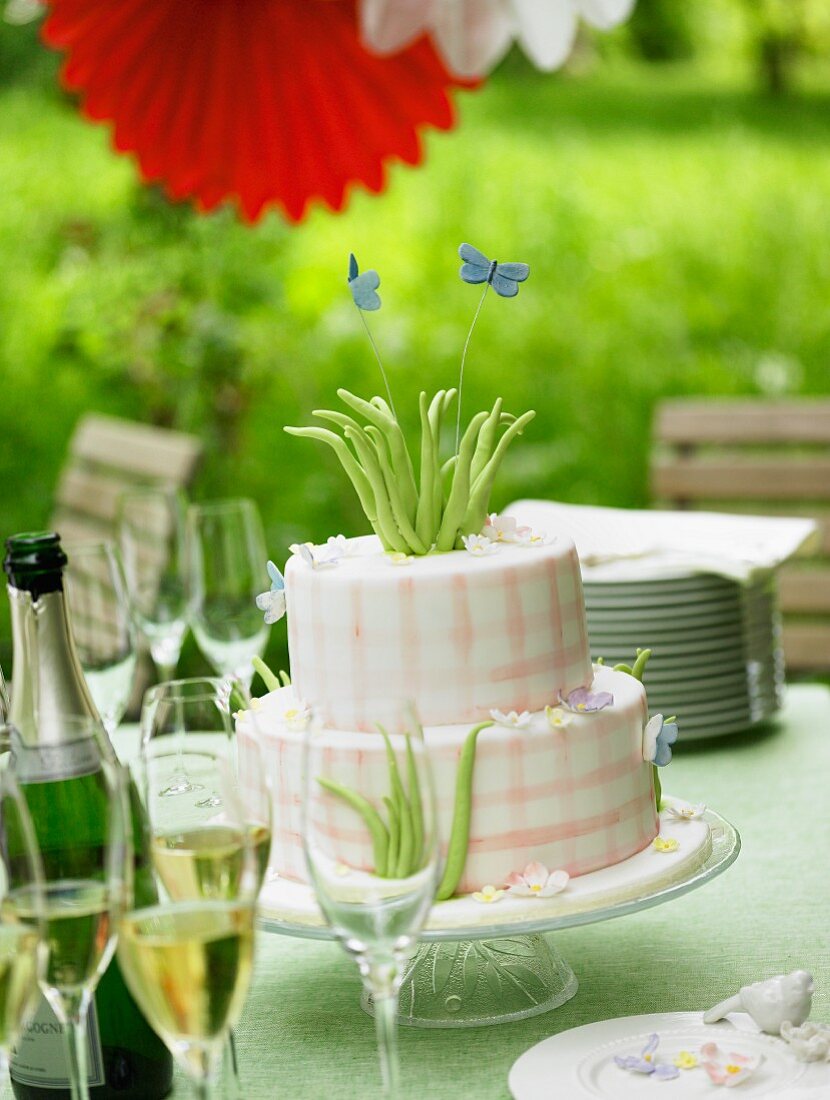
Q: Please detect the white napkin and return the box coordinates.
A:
[506,499,818,584]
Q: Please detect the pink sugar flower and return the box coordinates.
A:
[482,513,531,544]
[699,1043,763,1087]
[505,861,569,898]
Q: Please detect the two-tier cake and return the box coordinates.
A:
[238,246,683,902]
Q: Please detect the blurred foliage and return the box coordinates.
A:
[0,8,829,676]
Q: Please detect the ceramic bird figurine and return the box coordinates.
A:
[704,971,814,1035]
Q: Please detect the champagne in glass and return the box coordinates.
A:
[303,704,439,1098]
[64,542,137,735]
[186,500,269,687]
[118,487,189,684]
[0,766,47,1073]
[119,755,258,1099]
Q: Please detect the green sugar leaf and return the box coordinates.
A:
[436,410,489,552]
[463,409,536,536]
[317,777,389,877]
[406,735,424,872]
[436,721,493,901]
[252,656,281,693]
[383,796,400,878]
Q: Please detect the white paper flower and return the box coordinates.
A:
[490,708,531,729]
[462,533,499,556]
[505,861,569,898]
[545,705,572,729]
[359,0,635,78]
[665,801,706,822]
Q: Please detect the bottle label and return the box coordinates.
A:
[10,995,106,1088]
[12,737,102,784]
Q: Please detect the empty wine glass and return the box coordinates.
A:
[64,541,137,735]
[119,752,258,1100]
[118,487,189,684]
[8,719,129,1100]
[0,763,47,1082]
[303,703,439,1098]
[186,500,269,688]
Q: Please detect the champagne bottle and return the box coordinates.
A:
[4,532,173,1100]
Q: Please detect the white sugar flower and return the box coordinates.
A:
[505,861,569,898]
[490,709,531,729]
[665,802,706,822]
[472,884,505,904]
[482,513,530,543]
[462,533,499,556]
[289,540,342,569]
[255,560,286,624]
[386,551,413,566]
[283,703,311,731]
[359,0,635,78]
[545,705,572,729]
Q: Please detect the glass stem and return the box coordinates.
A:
[63,1008,90,1100]
[224,1032,241,1099]
[365,957,401,1099]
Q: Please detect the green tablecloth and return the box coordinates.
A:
[122,685,830,1099]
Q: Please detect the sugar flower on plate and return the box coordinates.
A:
[665,801,706,822]
[780,1020,830,1062]
[505,861,569,898]
[545,705,573,730]
[462,533,500,556]
[674,1051,698,1069]
[472,884,505,905]
[643,714,679,766]
[560,686,614,713]
[490,709,532,729]
[614,1033,679,1080]
[699,1042,763,1087]
[255,560,286,624]
[652,836,679,854]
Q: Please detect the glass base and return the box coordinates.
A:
[361,934,578,1029]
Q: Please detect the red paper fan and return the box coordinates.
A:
[41,0,477,222]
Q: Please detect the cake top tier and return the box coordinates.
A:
[285,533,593,731]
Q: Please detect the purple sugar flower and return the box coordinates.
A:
[615,1034,680,1080]
[560,686,614,714]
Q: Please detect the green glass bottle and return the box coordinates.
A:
[4,532,173,1100]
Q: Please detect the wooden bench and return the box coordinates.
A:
[52,414,202,543]
[652,399,830,675]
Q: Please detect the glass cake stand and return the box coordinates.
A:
[258,808,739,1029]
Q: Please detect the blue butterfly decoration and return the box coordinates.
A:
[348,252,381,311]
[458,243,530,298]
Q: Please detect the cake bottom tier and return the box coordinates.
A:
[238,666,659,895]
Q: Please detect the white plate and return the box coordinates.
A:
[508,1011,825,1099]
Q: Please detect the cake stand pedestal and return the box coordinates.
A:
[259,807,739,1029]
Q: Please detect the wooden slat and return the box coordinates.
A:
[781,622,830,671]
[657,401,830,445]
[653,457,830,502]
[71,414,201,483]
[55,466,140,524]
[779,567,830,614]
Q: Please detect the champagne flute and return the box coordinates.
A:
[186,500,269,688]
[9,719,129,1100]
[119,752,258,1100]
[118,487,189,684]
[0,763,48,1081]
[303,704,439,1098]
[64,541,137,735]
[140,677,271,1099]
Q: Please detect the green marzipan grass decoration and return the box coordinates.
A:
[614,647,665,808]
[317,729,426,879]
[286,389,535,555]
[435,721,492,900]
[252,656,290,693]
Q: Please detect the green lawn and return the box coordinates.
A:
[1,57,829,669]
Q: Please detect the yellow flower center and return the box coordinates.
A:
[644,1054,652,1062]
[726,1065,741,1075]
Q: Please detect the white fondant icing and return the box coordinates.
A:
[285,534,593,731]
[239,666,658,893]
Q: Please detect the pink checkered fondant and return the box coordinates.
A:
[239,666,658,892]
[286,534,593,732]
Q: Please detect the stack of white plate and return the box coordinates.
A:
[583,572,785,739]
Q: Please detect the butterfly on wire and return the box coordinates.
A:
[458,243,530,298]
[348,252,381,311]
